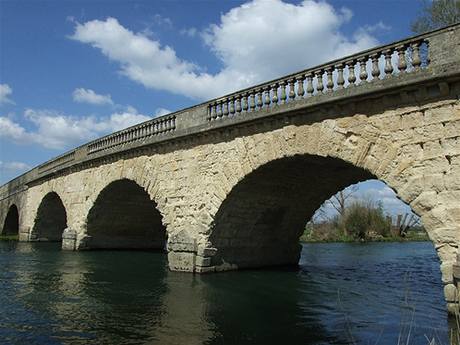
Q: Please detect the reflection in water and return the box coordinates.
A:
[0,242,450,345]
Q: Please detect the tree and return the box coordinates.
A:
[411,0,460,34]
[327,185,358,217]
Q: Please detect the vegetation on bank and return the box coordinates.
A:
[0,234,19,241]
[300,200,428,243]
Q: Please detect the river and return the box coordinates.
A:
[0,241,451,345]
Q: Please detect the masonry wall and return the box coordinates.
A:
[0,87,459,312]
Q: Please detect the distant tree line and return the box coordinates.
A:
[302,199,427,243]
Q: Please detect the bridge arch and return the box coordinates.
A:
[208,154,382,269]
[2,204,19,236]
[84,178,167,250]
[32,192,67,241]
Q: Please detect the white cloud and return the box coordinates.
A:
[72,88,114,105]
[153,14,173,28]
[70,0,381,100]
[0,161,31,177]
[180,27,198,37]
[0,84,14,105]
[0,117,26,141]
[154,107,171,117]
[0,108,150,150]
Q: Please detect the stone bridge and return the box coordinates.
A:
[2,25,460,312]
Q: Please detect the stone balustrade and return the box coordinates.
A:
[206,37,428,121]
[1,23,458,192]
[87,114,177,154]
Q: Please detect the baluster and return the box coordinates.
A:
[207,103,213,121]
[326,67,334,92]
[217,100,223,118]
[315,70,324,93]
[236,95,242,114]
[249,91,256,111]
[288,79,295,100]
[383,49,394,77]
[371,53,380,80]
[347,60,357,86]
[212,102,218,120]
[242,93,249,112]
[296,75,305,98]
[165,119,170,132]
[425,39,430,66]
[229,96,235,115]
[397,45,407,72]
[209,103,214,121]
[271,83,279,104]
[358,57,368,83]
[264,86,271,107]
[336,64,345,89]
[256,89,263,109]
[306,73,314,96]
[411,41,422,70]
[279,81,287,104]
[223,98,229,116]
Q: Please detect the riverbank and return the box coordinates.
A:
[300,231,429,243]
[0,235,18,241]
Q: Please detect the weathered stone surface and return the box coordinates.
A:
[444,284,458,302]
[61,228,77,251]
[0,24,459,313]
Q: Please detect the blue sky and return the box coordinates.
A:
[0,0,421,217]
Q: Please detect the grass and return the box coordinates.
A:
[0,234,19,241]
[300,234,429,244]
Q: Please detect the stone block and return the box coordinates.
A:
[195,255,211,267]
[197,247,218,257]
[195,266,216,274]
[444,283,458,302]
[168,252,195,272]
[61,228,77,251]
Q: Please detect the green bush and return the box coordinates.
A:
[343,201,391,240]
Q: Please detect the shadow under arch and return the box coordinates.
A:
[2,204,19,235]
[85,178,166,250]
[32,192,67,241]
[209,154,379,270]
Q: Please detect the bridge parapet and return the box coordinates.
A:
[1,24,459,198]
[205,24,458,122]
[87,114,177,154]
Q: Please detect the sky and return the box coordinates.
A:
[0,0,422,217]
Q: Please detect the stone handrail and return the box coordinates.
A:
[206,35,429,121]
[1,23,459,195]
[87,114,177,154]
[38,150,76,174]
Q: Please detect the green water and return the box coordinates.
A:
[0,241,450,344]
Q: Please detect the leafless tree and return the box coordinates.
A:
[411,0,460,34]
[327,185,358,217]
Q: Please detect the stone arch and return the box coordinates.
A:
[2,204,19,235]
[85,178,167,250]
[208,154,376,270]
[32,192,67,241]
